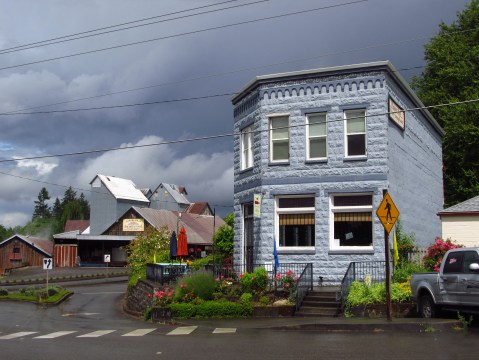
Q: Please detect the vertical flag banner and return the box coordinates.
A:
[393,230,399,266]
[273,238,279,271]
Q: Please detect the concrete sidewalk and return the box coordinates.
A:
[177,315,463,333]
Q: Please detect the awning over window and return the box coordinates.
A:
[279,213,315,225]
[334,212,372,222]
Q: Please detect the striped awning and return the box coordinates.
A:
[279,213,315,225]
[334,212,372,222]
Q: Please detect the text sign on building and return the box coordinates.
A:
[388,97,405,130]
[376,192,400,234]
[43,258,53,270]
[122,218,144,232]
[254,194,262,218]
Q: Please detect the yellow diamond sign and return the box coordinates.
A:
[376,193,400,234]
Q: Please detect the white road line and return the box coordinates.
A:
[122,328,156,337]
[166,326,198,335]
[34,331,77,339]
[77,330,116,338]
[0,332,38,340]
[212,328,236,334]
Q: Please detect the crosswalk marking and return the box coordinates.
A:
[0,326,238,340]
[35,331,77,339]
[166,326,198,335]
[122,328,156,337]
[0,332,38,340]
[77,330,116,338]
[213,328,236,334]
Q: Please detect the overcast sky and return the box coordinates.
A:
[0,0,471,227]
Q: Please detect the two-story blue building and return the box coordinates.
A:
[231,61,444,285]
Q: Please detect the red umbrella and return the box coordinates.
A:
[176,226,188,258]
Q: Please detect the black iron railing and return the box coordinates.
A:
[339,261,392,308]
[146,261,313,310]
[295,263,313,311]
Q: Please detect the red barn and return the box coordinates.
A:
[0,235,53,273]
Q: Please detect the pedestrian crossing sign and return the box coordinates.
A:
[376,192,400,234]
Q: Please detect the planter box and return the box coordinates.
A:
[151,307,172,322]
[349,303,417,318]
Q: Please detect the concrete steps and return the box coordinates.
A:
[295,287,342,317]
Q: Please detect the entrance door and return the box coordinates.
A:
[243,203,254,273]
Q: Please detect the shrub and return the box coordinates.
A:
[175,271,216,301]
[239,267,269,295]
[395,220,418,264]
[423,237,464,271]
[170,303,196,318]
[239,292,253,304]
[150,287,175,307]
[393,261,428,283]
[346,280,411,309]
[0,288,8,296]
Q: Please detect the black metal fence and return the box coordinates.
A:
[339,261,392,307]
[146,262,313,310]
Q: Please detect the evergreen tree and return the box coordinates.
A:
[412,0,479,206]
[32,187,51,220]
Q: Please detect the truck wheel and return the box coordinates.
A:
[419,294,436,318]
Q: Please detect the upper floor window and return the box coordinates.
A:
[241,125,253,170]
[344,109,366,157]
[270,116,289,162]
[330,193,373,250]
[306,113,327,160]
[276,196,315,249]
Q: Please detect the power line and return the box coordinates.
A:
[1,96,478,165]
[0,93,235,116]
[0,0,269,55]
[0,1,367,72]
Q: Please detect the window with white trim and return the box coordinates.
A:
[276,196,315,249]
[241,125,253,170]
[306,113,327,160]
[330,193,373,249]
[344,109,366,157]
[270,116,289,162]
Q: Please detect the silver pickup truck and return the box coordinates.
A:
[410,248,479,318]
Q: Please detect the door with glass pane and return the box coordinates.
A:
[243,203,254,273]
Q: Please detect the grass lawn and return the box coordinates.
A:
[0,286,72,304]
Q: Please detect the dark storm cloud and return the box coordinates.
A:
[0,0,471,226]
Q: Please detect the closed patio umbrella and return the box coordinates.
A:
[169,231,177,259]
[176,226,188,258]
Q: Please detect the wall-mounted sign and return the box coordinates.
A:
[388,97,405,130]
[254,194,262,218]
[122,218,144,232]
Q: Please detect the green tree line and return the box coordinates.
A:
[0,186,90,241]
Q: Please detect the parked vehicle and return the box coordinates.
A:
[410,248,479,318]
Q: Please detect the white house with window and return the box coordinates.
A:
[231,61,444,285]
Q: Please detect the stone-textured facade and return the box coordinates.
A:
[231,61,443,285]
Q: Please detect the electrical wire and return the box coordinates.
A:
[0,1,367,72]
[1,96,478,165]
[0,0,270,55]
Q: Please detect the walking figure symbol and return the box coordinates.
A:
[385,199,392,222]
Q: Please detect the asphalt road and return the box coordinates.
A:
[1,283,478,360]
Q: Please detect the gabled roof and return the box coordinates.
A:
[153,183,190,205]
[438,195,479,216]
[0,235,53,256]
[64,220,90,234]
[90,174,150,203]
[186,202,212,215]
[131,207,225,245]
